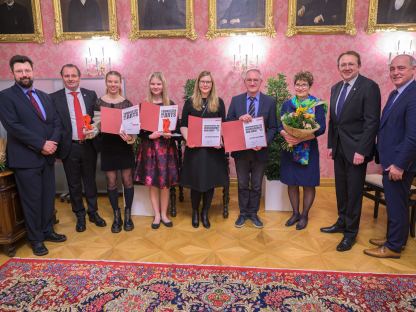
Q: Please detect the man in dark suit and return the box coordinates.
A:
[297,0,346,26]
[51,64,106,232]
[322,51,381,251]
[227,68,277,228]
[0,55,66,256]
[377,0,416,24]
[364,54,416,259]
[0,0,34,34]
[66,0,104,32]
[219,0,263,28]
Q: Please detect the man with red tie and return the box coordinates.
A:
[364,54,416,258]
[51,64,106,232]
[0,55,66,256]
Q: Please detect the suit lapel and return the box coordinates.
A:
[12,84,45,122]
[80,88,92,114]
[337,75,363,120]
[58,89,72,130]
[330,82,342,118]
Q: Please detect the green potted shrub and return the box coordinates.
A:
[184,79,195,101]
[264,73,291,211]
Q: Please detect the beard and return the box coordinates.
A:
[16,77,33,89]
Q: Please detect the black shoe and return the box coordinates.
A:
[76,217,86,232]
[111,209,122,233]
[31,242,48,256]
[123,208,134,231]
[161,219,173,228]
[235,215,246,228]
[201,211,210,229]
[336,237,356,252]
[250,215,264,229]
[296,216,308,230]
[45,231,67,243]
[89,213,107,227]
[285,213,300,227]
[320,223,345,234]
[151,220,160,229]
[192,209,199,228]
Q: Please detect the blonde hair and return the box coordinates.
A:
[191,71,219,112]
[146,72,170,106]
[105,70,122,95]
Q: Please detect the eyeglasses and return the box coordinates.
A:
[294,83,309,89]
[245,78,260,83]
[199,80,212,85]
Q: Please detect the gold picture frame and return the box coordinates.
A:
[53,0,119,43]
[206,0,276,39]
[367,0,416,33]
[130,0,197,40]
[0,0,44,43]
[286,0,356,36]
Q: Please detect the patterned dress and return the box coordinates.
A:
[134,102,179,188]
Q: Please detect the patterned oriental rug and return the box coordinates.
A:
[0,259,415,311]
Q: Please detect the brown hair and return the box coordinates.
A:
[60,64,81,77]
[337,50,361,67]
[294,71,314,86]
[9,55,33,71]
[105,70,122,95]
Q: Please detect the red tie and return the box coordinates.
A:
[27,90,45,120]
[70,92,85,140]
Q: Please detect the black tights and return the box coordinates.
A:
[106,169,134,211]
[287,185,316,217]
[191,189,214,211]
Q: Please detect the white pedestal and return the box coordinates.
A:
[265,179,291,211]
[131,185,154,216]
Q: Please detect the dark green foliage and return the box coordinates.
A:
[264,73,291,180]
[184,79,196,100]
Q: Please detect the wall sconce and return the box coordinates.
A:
[85,46,111,77]
[388,39,415,63]
[233,43,259,72]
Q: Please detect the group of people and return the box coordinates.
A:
[0,51,415,261]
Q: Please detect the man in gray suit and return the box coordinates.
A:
[227,69,277,229]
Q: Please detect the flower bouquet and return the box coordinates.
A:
[281,97,327,151]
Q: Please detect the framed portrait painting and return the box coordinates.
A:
[0,0,43,43]
[368,0,416,33]
[206,0,275,39]
[286,0,356,36]
[53,0,118,42]
[130,0,196,40]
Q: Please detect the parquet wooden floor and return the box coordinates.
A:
[1,186,415,273]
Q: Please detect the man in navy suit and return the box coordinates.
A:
[322,51,381,252]
[227,68,277,228]
[364,54,416,259]
[51,64,106,232]
[0,55,66,256]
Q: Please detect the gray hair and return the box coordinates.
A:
[243,68,262,80]
[391,54,416,66]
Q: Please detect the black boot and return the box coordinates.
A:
[192,208,199,228]
[123,208,134,231]
[123,187,134,231]
[201,208,210,229]
[111,208,122,233]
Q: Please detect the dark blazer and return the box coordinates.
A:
[227,92,277,162]
[50,88,98,160]
[378,80,416,172]
[0,84,61,168]
[327,74,381,163]
[377,0,416,24]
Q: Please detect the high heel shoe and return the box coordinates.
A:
[296,216,308,230]
[285,213,300,227]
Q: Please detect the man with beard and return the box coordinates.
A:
[0,55,66,256]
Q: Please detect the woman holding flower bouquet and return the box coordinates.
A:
[279,71,326,230]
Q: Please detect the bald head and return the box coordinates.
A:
[389,54,415,88]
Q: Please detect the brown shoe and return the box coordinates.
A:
[363,246,401,259]
[369,238,405,250]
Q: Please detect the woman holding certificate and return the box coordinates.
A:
[96,71,136,233]
[279,71,326,230]
[134,72,178,229]
[180,71,228,229]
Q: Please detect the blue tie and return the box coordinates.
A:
[381,90,399,124]
[336,82,349,119]
[248,97,256,117]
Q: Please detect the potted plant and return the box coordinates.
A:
[184,79,195,100]
[264,73,291,211]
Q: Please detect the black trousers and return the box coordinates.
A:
[62,141,98,218]
[14,163,55,243]
[334,144,367,238]
[234,153,266,217]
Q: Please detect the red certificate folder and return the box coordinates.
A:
[100,106,122,134]
[140,101,159,132]
[222,120,247,152]
[187,115,203,147]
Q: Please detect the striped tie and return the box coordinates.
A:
[248,97,256,117]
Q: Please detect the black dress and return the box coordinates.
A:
[96,98,135,171]
[180,98,228,192]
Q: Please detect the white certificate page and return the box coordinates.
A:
[201,118,222,147]
[120,105,140,134]
[243,117,267,149]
